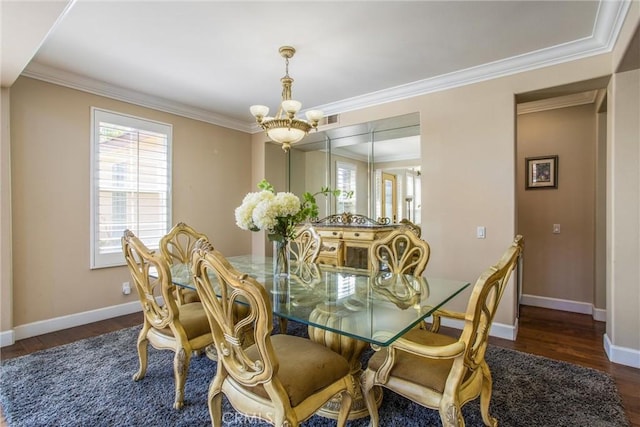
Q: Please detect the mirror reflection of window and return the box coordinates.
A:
[336,275,356,300]
[278,112,421,220]
[414,172,421,223]
[336,161,357,214]
[405,168,421,224]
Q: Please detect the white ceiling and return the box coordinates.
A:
[1,1,632,133]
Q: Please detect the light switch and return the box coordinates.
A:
[476,226,486,239]
[553,224,561,234]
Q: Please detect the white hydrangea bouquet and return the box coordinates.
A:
[235,179,340,242]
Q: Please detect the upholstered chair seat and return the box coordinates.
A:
[367,328,460,395]
[245,334,350,407]
[156,302,212,339]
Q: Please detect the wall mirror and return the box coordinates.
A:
[286,112,421,224]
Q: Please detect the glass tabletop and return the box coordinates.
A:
[168,255,469,347]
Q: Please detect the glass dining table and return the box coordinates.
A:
[168,255,470,420]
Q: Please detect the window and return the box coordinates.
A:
[91,108,172,268]
[336,161,356,214]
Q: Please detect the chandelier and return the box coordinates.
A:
[250,46,323,152]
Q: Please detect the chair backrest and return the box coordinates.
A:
[191,239,278,387]
[122,230,179,328]
[369,228,431,276]
[159,222,208,265]
[290,224,321,263]
[399,219,422,238]
[459,235,524,370]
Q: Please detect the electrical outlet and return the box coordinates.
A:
[122,281,131,295]
[476,226,486,239]
[553,224,561,234]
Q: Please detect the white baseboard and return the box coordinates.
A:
[592,307,607,322]
[0,329,15,347]
[2,301,142,346]
[438,317,518,341]
[604,333,640,369]
[521,294,606,321]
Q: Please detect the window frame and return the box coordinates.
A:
[335,161,357,214]
[90,107,173,269]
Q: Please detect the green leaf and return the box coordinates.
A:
[257,179,275,193]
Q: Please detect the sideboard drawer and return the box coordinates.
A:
[318,229,342,239]
[317,239,342,267]
[342,230,377,241]
[316,256,340,268]
[319,240,342,256]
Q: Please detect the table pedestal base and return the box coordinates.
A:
[316,377,382,420]
[308,316,382,420]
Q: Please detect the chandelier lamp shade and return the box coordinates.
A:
[250,46,323,152]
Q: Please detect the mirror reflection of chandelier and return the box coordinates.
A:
[250,46,323,152]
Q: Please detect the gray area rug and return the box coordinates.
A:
[0,322,629,427]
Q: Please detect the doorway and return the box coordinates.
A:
[381,172,397,222]
[515,77,608,321]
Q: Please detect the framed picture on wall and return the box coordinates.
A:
[525,155,558,189]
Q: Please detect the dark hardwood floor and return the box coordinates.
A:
[1,306,639,426]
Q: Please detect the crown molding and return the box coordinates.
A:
[316,0,631,117]
[21,62,253,133]
[517,90,598,115]
[20,1,630,133]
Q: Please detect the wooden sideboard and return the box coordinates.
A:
[305,214,400,269]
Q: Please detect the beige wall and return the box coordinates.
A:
[262,142,288,255]
[7,77,252,328]
[517,104,596,304]
[607,68,640,352]
[595,108,607,310]
[1,88,12,333]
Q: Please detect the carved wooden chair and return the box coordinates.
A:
[370,228,431,276]
[362,235,524,427]
[290,224,321,263]
[279,224,322,333]
[121,229,213,410]
[191,239,354,426]
[159,222,208,304]
[399,218,422,238]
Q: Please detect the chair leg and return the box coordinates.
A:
[439,400,464,427]
[362,371,380,427]
[480,363,498,427]
[173,347,190,410]
[209,390,222,427]
[336,388,354,427]
[279,316,288,334]
[133,328,149,381]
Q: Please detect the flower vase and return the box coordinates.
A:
[273,239,290,278]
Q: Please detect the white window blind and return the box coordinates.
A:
[336,161,356,214]
[90,108,172,268]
